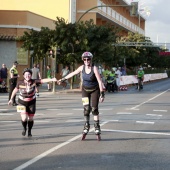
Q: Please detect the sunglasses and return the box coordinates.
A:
[83,58,91,61]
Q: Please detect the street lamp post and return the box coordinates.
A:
[68,43,74,89]
[52,48,57,93]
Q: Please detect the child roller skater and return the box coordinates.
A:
[58,52,105,140]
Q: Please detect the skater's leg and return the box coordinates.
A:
[91,88,101,135]
[20,112,28,136]
[28,116,34,137]
[83,105,91,134]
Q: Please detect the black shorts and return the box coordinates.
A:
[18,98,36,114]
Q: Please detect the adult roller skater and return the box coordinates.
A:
[58,52,105,141]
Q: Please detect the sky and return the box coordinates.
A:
[127,0,170,45]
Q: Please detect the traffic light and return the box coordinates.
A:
[131,2,138,16]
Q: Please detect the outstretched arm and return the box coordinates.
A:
[41,77,57,83]
[58,66,83,82]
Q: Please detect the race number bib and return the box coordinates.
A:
[16,105,26,113]
[82,97,89,105]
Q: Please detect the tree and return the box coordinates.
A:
[19,27,55,62]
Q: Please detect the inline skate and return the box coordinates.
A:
[94,122,101,141]
[81,122,90,140]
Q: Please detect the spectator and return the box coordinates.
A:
[0,63,8,85]
[31,63,41,96]
[46,65,52,91]
[60,65,70,89]
[9,61,19,106]
[115,67,122,90]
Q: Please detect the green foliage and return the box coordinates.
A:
[19,27,55,62]
[19,17,169,70]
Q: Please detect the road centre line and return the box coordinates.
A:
[153,110,167,112]
[102,129,170,136]
[130,89,169,110]
[13,120,109,170]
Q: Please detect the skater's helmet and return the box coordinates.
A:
[23,68,32,75]
[81,52,93,60]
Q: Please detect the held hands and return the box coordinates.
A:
[51,78,57,82]
[57,78,66,85]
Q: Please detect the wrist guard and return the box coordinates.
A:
[100,91,105,98]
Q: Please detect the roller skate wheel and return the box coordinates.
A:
[96,134,101,141]
[81,133,87,141]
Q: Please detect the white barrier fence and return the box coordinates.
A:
[120,73,168,86]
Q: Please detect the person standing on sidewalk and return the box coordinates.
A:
[58,52,105,139]
[0,63,8,85]
[31,63,41,96]
[8,68,57,137]
[0,63,8,92]
[47,65,52,91]
[9,61,19,106]
[60,65,70,89]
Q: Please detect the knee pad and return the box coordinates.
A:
[92,107,99,115]
[84,105,91,116]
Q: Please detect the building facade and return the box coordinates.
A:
[0,0,145,79]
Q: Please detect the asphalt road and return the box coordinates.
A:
[0,78,170,170]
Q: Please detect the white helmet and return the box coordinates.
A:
[82,52,93,60]
[139,67,143,71]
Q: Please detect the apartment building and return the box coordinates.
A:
[0,0,145,77]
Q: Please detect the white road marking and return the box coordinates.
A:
[136,121,155,124]
[0,113,13,116]
[34,120,50,123]
[0,121,17,123]
[0,109,8,111]
[153,110,167,112]
[146,114,162,117]
[102,129,170,136]
[126,108,139,110]
[35,114,44,116]
[73,109,83,110]
[99,108,113,110]
[13,121,108,170]
[56,113,73,116]
[46,109,61,111]
[130,89,169,110]
[117,112,132,115]
[0,103,8,105]
[73,108,113,111]
[66,119,84,122]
